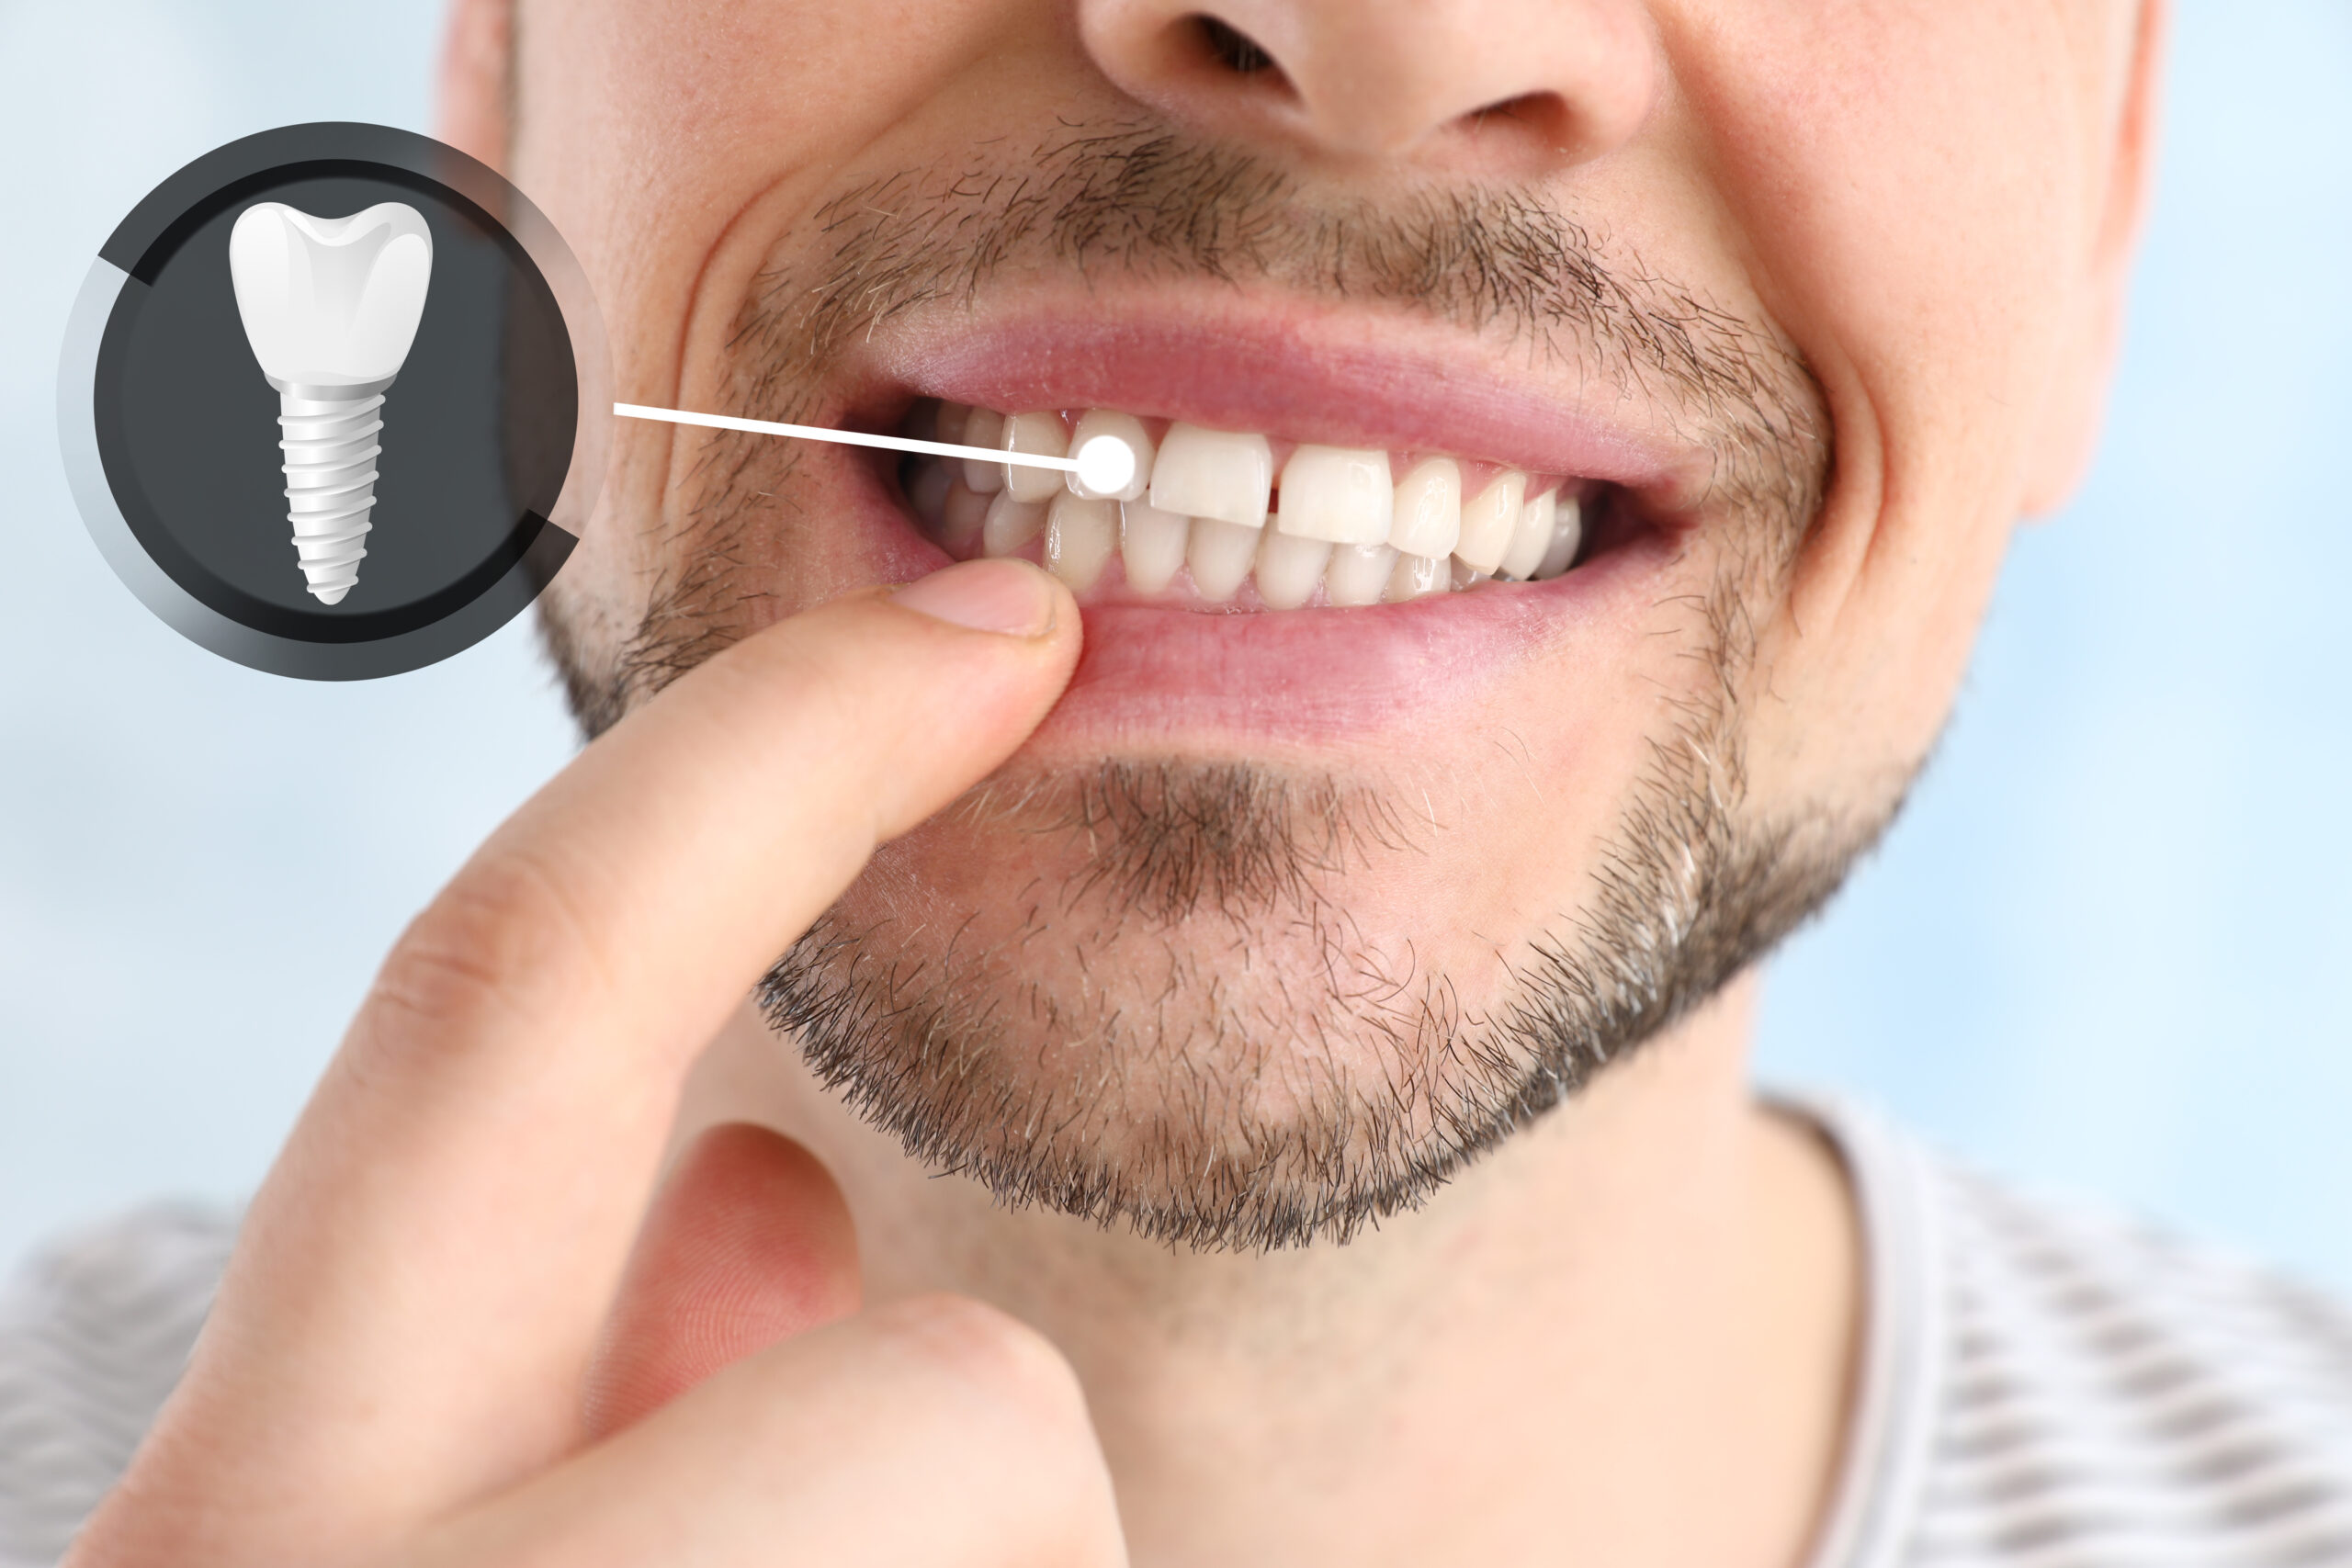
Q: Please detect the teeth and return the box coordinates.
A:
[1120,500,1191,594]
[1389,457,1462,558]
[982,491,1045,556]
[1067,410,1154,502]
[1385,550,1452,602]
[1255,528,1333,609]
[962,408,1006,494]
[941,479,989,557]
[1150,423,1273,529]
[1533,493,1583,580]
[907,402,1605,605]
[1498,488,1557,581]
[1188,517,1262,602]
[1274,446,1392,545]
[1045,494,1119,591]
[1453,470,1526,576]
[1326,542,1397,607]
[908,455,954,527]
[1001,412,1068,503]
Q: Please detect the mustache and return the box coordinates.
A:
[742,120,1817,458]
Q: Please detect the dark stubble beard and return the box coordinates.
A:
[541,119,1905,1252]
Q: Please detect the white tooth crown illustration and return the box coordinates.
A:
[229,201,434,605]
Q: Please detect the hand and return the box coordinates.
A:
[67,560,1127,1568]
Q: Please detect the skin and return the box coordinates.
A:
[71,2,2165,1566]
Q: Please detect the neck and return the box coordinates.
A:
[677,974,1860,1568]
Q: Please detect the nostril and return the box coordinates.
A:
[1461,90,1577,149]
[1194,16,1283,80]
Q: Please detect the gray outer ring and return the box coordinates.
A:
[57,125,607,682]
[59,256,570,681]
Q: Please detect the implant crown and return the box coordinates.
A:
[229,201,433,389]
[228,200,435,607]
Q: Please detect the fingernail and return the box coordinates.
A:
[889,558,1059,637]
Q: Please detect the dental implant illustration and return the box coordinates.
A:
[229,201,433,605]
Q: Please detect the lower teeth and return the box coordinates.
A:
[901,454,1584,606]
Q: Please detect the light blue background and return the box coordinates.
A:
[2,3,2346,1287]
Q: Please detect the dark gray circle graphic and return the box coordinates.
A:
[59,123,607,680]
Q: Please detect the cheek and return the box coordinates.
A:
[1657,1,2094,790]
[516,0,1053,378]
[514,2,862,398]
[513,0,1073,649]
[1673,1,2087,428]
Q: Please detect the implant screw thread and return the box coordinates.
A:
[276,389,386,605]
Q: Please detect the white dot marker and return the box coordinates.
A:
[1073,433,1138,499]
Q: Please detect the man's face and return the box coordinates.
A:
[504,0,2150,1247]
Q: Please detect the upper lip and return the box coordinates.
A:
[826,289,1718,525]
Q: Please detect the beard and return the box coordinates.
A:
[542,118,1902,1251]
[756,733,1891,1255]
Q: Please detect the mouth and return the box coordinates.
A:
[897,399,1624,611]
[741,310,1729,747]
[863,311,1703,615]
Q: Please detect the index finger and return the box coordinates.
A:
[121,560,1078,1557]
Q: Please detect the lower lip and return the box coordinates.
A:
[829,449,1665,753]
[1031,542,1661,754]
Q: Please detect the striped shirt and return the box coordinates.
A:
[3,1100,2349,1566]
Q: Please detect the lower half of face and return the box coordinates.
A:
[544,310,1899,1250]
[520,5,2078,1242]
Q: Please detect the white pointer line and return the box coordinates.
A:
[612,401,1082,473]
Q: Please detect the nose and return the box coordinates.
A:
[1077,0,1659,174]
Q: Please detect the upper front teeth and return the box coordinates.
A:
[1067,410,1154,501]
[1275,446,1392,545]
[1453,470,1525,575]
[1501,488,1563,581]
[1388,458,1462,559]
[960,407,1007,494]
[1000,412,1069,503]
[911,402,1589,605]
[1150,423,1274,526]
